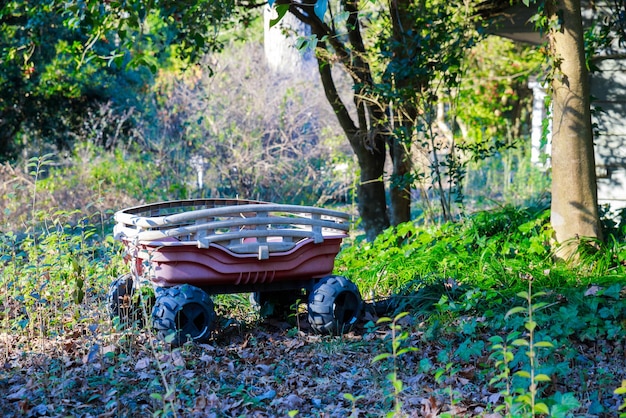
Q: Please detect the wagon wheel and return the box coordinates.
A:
[307,275,363,335]
[107,274,141,326]
[152,284,216,346]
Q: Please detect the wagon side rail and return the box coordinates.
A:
[114,203,350,259]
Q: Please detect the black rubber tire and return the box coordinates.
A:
[107,274,141,325]
[307,275,363,335]
[152,284,216,346]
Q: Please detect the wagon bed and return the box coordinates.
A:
[113,199,351,287]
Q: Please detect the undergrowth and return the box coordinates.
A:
[1,152,626,416]
[334,203,626,416]
[336,203,626,305]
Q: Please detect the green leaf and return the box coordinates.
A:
[73,287,85,304]
[533,341,554,348]
[524,320,537,332]
[534,373,552,382]
[397,347,418,356]
[535,402,550,414]
[505,306,526,318]
[392,378,403,392]
[490,343,504,351]
[419,358,433,373]
[518,219,536,233]
[343,393,357,401]
[295,35,317,52]
[193,33,205,49]
[512,338,529,346]
[269,4,290,28]
[515,370,531,379]
[394,311,410,322]
[372,353,391,363]
[551,392,581,414]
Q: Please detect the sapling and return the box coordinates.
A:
[616,380,626,417]
[489,274,578,416]
[372,312,418,417]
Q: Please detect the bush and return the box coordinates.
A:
[143,41,355,205]
[336,203,626,306]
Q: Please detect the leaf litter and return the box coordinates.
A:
[0,307,624,417]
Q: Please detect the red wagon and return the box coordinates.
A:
[109,199,363,345]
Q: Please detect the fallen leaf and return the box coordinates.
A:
[284,393,304,409]
[170,350,185,367]
[194,395,208,411]
[83,343,100,364]
[7,386,27,400]
[255,389,277,402]
[135,357,150,370]
[585,285,601,296]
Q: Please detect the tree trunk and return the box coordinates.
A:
[385,0,418,227]
[547,0,603,258]
[316,47,391,240]
[278,0,396,239]
[356,138,391,240]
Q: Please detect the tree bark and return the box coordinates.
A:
[277,0,423,238]
[356,141,391,240]
[385,0,416,227]
[316,40,391,240]
[547,0,603,258]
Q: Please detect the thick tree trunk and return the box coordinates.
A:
[356,138,392,240]
[385,0,417,227]
[547,0,603,258]
[316,51,390,240]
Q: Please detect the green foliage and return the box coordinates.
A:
[0,0,155,160]
[372,312,418,416]
[1,162,625,415]
[0,0,261,162]
[506,281,556,415]
[336,205,625,415]
[488,280,584,417]
[582,1,626,70]
[60,0,239,67]
[0,145,188,232]
[616,380,626,417]
[455,36,543,149]
[336,204,554,301]
[0,219,124,338]
[364,0,482,220]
